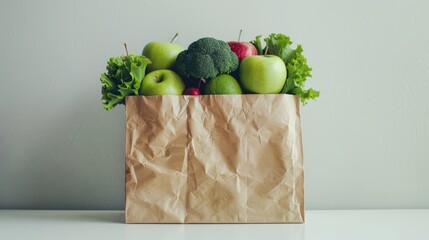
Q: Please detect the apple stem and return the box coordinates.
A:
[170,32,179,43]
[124,43,129,58]
[238,29,243,42]
[264,45,269,56]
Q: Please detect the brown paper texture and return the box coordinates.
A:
[125,95,304,223]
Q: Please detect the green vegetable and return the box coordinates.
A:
[251,33,319,104]
[251,35,264,55]
[175,37,239,80]
[100,54,151,111]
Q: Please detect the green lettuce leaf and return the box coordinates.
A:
[100,54,151,111]
[253,33,319,105]
[250,35,264,55]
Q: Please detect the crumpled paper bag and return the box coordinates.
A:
[125,94,304,223]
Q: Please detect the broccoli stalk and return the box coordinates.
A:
[175,37,239,81]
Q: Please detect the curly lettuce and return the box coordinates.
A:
[251,33,319,104]
[251,35,264,55]
[100,54,151,111]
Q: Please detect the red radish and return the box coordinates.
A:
[183,77,205,95]
[228,30,258,61]
[183,87,200,95]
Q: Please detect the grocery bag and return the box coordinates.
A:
[125,94,304,223]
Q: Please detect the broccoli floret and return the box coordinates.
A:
[175,37,239,80]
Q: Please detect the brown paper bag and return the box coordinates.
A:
[125,94,304,223]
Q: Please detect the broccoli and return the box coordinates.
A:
[175,37,239,80]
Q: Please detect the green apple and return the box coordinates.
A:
[239,55,287,94]
[139,69,185,95]
[142,42,184,72]
[204,74,242,94]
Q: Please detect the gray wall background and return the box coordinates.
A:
[1,0,428,210]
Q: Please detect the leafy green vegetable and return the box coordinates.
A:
[175,37,239,80]
[250,35,264,55]
[100,54,151,111]
[251,33,319,104]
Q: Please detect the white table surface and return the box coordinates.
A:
[0,210,428,240]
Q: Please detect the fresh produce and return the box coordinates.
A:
[183,87,200,95]
[175,37,239,81]
[142,33,184,72]
[239,54,287,94]
[100,44,151,111]
[251,33,319,104]
[183,77,203,95]
[227,30,258,61]
[100,33,319,110]
[139,69,185,96]
[204,74,242,94]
